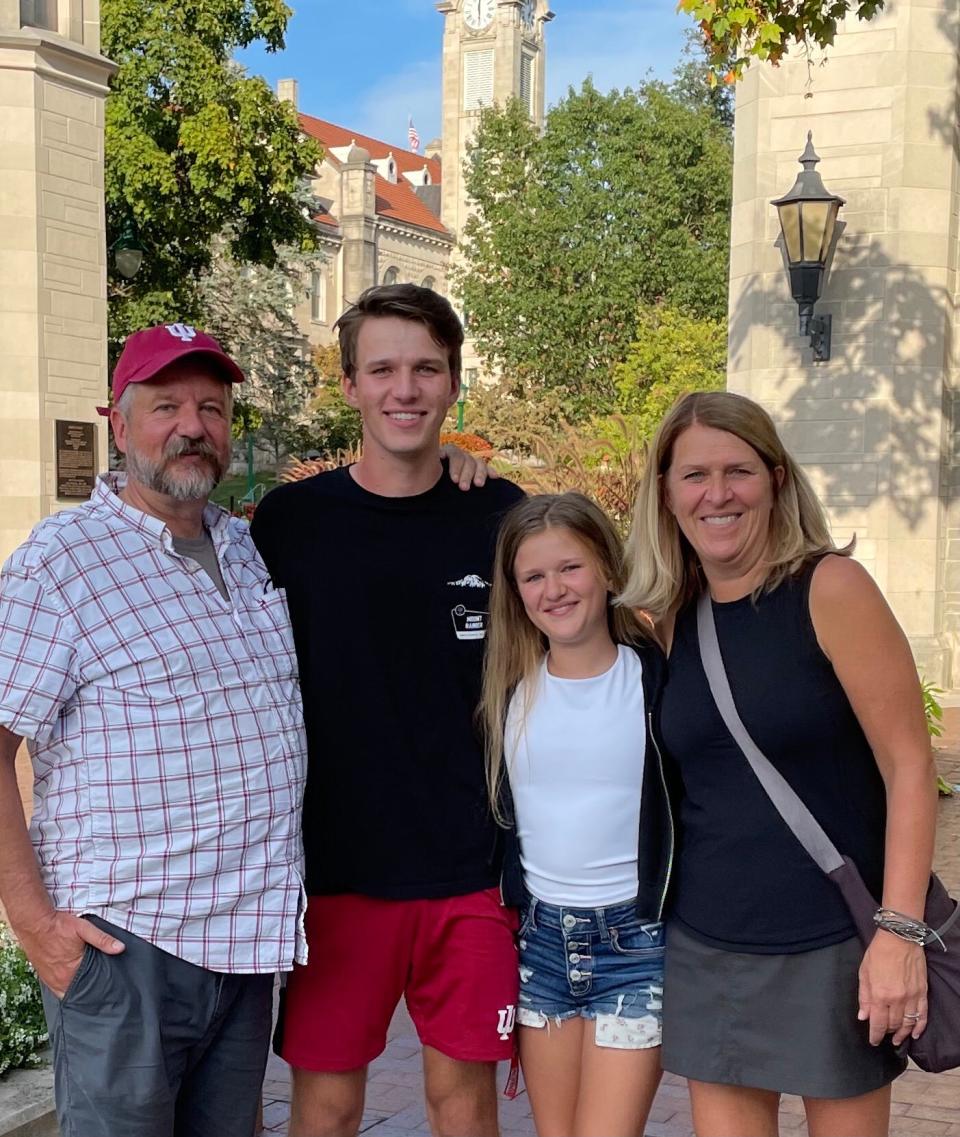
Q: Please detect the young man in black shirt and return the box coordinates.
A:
[251,284,524,1137]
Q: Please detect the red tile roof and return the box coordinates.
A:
[299,113,449,238]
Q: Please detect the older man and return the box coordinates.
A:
[0,325,307,1137]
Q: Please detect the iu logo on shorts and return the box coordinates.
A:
[497,1004,516,1041]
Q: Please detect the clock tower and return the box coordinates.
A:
[437,0,551,243]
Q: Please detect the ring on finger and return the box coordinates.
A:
[903,1011,922,1021]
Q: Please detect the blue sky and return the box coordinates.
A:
[237,1,696,153]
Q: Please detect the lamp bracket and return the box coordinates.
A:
[809,314,832,363]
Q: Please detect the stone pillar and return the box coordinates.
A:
[339,142,377,305]
[728,0,960,685]
[0,0,115,564]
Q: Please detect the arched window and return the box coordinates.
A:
[421,276,436,291]
[383,266,399,286]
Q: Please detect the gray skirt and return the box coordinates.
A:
[661,925,907,1099]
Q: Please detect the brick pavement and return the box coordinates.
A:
[260,733,960,1137]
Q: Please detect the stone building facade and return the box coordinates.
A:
[284,105,454,348]
[729,0,960,686]
[0,0,114,564]
[285,0,551,388]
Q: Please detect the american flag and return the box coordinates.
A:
[408,116,421,153]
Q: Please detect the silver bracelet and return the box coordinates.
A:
[873,907,932,947]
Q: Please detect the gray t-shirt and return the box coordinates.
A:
[172,530,230,601]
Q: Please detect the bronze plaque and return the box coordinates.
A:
[55,420,97,500]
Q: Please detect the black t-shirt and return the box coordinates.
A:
[660,558,887,953]
[250,463,525,899]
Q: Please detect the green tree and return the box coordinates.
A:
[671,30,735,129]
[454,79,732,419]
[103,0,321,350]
[304,344,363,457]
[198,247,322,467]
[680,0,885,81]
[614,303,726,437]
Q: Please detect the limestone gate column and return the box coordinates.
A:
[0,0,114,563]
[728,0,960,686]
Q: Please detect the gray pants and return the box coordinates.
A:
[40,917,273,1137]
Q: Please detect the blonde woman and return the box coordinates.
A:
[621,391,936,1137]
[481,492,674,1137]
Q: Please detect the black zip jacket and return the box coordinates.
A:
[495,638,675,921]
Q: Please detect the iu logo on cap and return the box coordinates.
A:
[166,323,198,342]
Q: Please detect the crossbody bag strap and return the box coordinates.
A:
[695,589,845,875]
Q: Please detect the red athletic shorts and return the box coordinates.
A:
[276,889,520,1071]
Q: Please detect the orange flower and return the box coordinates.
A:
[439,431,494,456]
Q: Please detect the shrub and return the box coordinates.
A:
[922,677,956,797]
[614,303,726,434]
[922,677,944,739]
[511,417,647,537]
[449,381,570,454]
[277,445,362,485]
[0,924,47,1077]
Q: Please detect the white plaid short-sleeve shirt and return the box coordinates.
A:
[0,475,307,973]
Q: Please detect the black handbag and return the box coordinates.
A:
[696,589,960,1073]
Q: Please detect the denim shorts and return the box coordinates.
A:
[516,895,664,1049]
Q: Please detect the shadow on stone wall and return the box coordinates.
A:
[728,234,950,534]
[927,2,960,157]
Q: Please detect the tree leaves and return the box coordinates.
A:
[103,0,320,353]
[614,303,726,435]
[679,0,886,80]
[453,74,732,421]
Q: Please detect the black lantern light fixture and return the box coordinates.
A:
[111,218,145,280]
[771,132,844,362]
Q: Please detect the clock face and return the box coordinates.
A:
[463,0,495,31]
[521,0,536,29]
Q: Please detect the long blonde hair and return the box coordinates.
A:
[620,390,850,619]
[481,492,651,816]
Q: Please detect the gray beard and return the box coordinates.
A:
[125,440,226,503]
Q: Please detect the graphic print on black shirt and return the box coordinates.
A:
[251,463,525,900]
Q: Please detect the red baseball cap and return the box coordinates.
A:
[98,323,245,415]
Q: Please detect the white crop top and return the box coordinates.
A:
[505,644,646,907]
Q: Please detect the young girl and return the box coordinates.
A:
[481,492,672,1137]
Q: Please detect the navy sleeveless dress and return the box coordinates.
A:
[659,558,906,1097]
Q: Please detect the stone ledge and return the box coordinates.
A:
[0,1059,57,1137]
